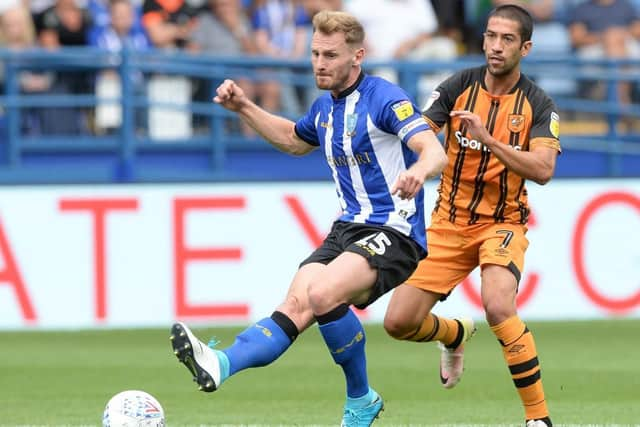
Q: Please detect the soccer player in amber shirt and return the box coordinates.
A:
[384,4,560,427]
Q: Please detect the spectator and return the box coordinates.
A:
[141,0,198,49]
[0,3,37,52]
[87,0,115,36]
[90,0,149,51]
[457,0,490,53]
[344,0,458,104]
[36,0,93,134]
[188,0,257,135]
[188,0,254,55]
[430,0,466,52]
[1,4,42,94]
[345,0,456,62]
[251,0,307,59]
[0,3,63,134]
[37,0,93,48]
[86,0,146,42]
[141,0,199,139]
[568,0,640,106]
[89,0,150,133]
[250,0,309,113]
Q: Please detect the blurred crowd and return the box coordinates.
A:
[1,0,639,136]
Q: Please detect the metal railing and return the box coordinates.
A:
[0,47,639,183]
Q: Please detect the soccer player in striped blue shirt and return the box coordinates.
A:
[170,10,447,426]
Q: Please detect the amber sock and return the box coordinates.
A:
[491,315,550,421]
[398,313,463,347]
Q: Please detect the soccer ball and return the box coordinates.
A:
[102,390,165,427]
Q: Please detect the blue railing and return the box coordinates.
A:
[0,47,639,183]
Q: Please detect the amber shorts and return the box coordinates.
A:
[406,213,529,296]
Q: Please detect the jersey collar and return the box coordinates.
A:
[333,71,365,99]
[481,65,524,94]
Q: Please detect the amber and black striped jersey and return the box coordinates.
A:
[423,66,561,225]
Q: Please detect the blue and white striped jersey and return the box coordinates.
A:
[294,73,430,251]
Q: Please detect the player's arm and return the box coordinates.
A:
[392,129,447,200]
[481,141,557,185]
[450,110,557,185]
[214,79,315,156]
[236,101,314,156]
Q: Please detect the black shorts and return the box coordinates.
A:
[300,220,426,309]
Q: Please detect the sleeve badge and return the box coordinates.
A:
[391,100,414,121]
[550,112,560,138]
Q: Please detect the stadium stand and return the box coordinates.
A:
[0,0,639,183]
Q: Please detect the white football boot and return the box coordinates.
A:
[438,317,477,389]
[170,322,225,392]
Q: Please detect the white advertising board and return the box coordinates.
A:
[0,179,638,330]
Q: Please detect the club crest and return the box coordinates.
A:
[508,114,525,133]
[346,113,358,137]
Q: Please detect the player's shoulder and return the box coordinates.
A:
[438,65,485,94]
[517,73,555,107]
[361,75,413,111]
[362,74,408,98]
[308,91,333,111]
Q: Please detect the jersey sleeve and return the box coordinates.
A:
[530,94,561,153]
[294,99,321,146]
[374,84,431,144]
[422,71,463,132]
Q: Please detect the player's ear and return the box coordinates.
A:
[520,40,533,58]
[353,47,365,66]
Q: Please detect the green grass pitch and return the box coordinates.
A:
[1,319,638,426]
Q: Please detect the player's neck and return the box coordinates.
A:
[484,69,521,96]
[332,69,364,98]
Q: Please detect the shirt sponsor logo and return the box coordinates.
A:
[391,100,414,121]
[327,152,373,167]
[455,131,522,152]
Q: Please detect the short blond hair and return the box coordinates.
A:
[0,5,36,47]
[312,10,364,47]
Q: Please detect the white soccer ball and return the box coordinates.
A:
[102,390,165,427]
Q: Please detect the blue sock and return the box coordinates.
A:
[222,317,294,377]
[346,388,376,409]
[210,348,230,384]
[317,305,369,399]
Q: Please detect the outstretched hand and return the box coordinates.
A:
[391,170,424,200]
[213,79,248,112]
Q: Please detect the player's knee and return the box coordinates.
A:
[484,300,515,326]
[278,295,311,319]
[307,280,336,313]
[383,312,415,340]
